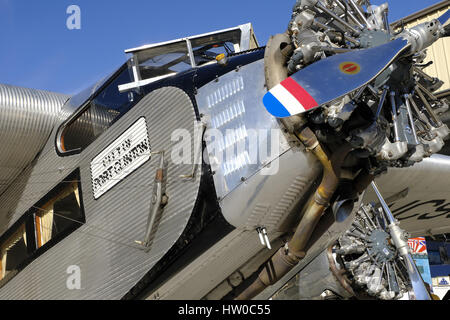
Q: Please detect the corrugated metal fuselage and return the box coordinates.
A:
[0,51,288,299]
[0,86,202,299]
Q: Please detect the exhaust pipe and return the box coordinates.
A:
[264,32,307,133]
[236,127,352,300]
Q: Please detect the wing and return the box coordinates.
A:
[365,154,450,237]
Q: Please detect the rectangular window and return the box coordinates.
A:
[0,170,84,286]
[34,180,82,248]
[138,41,192,79]
[0,224,29,282]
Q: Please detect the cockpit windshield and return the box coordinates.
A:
[119,24,258,93]
[57,64,140,154]
[139,46,192,80]
[59,65,123,122]
[56,23,258,155]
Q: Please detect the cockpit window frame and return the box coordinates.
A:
[119,24,258,94]
[55,62,133,157]
[55,24,259,157]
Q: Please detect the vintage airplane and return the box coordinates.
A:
[0,0,449,300]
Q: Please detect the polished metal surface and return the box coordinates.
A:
[196,60,320,229]
[0,84,69,196]
[371,182,396,223]
[289,38,409,108]
[405,254,432,300]
[196,60,292,200]
[0,86,200,299]
[365,154,450,236]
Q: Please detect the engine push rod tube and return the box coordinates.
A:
[348,0,370,26]
[404,94,420,145]
[332,0,365,30]
[374,86,389,120]
[415,86,443,127]
[235,127,352,300]
[315,2,361,36]
[408,95,433,130]
[390,91,401,142]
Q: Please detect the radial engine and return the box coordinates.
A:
[236,0,450,300]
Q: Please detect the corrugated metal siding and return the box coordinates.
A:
[403,4,450,92]
[0,84,69,196]
[0,86,201,299]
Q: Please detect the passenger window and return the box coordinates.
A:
[0,224,30,282]
[58,65,139,154]
[0,170,84,286]
[34,181,82,248]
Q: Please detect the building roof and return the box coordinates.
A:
[391,0,450,28]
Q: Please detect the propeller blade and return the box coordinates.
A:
[404,254,432,300]
[371,182,431,300]
[263,38,409,118]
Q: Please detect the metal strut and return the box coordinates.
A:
[136,151,168,250]
[371,182,431,300]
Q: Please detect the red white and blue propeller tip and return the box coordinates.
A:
[262,38,410,119]
[263,77,318,118]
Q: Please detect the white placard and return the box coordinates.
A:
[91,117,151,199]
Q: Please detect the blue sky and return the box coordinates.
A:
[0,0,444,95]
